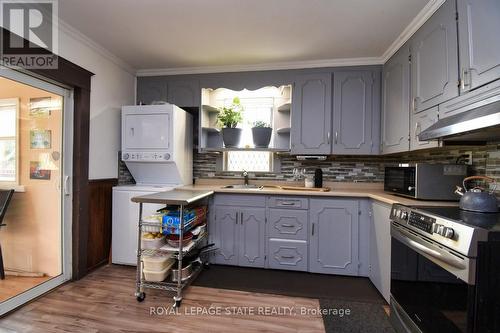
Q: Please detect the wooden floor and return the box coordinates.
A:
[0,265,325,333]
[0,275,51,303]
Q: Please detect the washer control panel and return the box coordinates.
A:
[122,151,171,161]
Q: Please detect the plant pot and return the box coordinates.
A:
[251,127,272,148]
[221,128,242,148]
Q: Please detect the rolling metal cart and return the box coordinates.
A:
[131,189,214,308]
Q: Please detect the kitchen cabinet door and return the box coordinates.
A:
[381,46,410,154]
[309,199,359,275]
[458,0,500,92]
[410,0,459,113]
[369,201,392,303]
[410,106,439,151]
[238,208,266,268]
[291,73,332,154]
[213,206,240,266]
[167,80,200,107]
[333,71,375,154]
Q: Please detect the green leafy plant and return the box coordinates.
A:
[252,120,271,128]
[217,97,244,128]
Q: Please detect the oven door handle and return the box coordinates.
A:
[391,224,467,270]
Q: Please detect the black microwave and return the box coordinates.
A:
[384,164,467,200]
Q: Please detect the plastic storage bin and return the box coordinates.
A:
[141,234,166,250]
[142,253,174,271]
[143,265,172,282]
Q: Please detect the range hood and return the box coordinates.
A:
[419,100,500,141]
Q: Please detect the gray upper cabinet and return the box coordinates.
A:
[410,106,439,151]
[167,80,200,107]
[213,206,240,266]
[457,0,500,92]
[238,208,266,268]
[410,0,459,113]
[382,46,410,154]
[136,77,168,105]
[333,71,376,154]
[291,73,332,155]
[309,199,359,276]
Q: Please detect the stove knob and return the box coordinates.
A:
[122,153,129,160]
[434,224,445,235]
[164,153,171,160]
[443,227,455,239]
[401,211,408,220]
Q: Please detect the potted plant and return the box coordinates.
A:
[251,120,272,148]
[217,97,244,148]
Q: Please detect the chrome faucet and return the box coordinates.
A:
[242,170,249,186]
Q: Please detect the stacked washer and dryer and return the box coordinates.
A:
[112,104,193,265]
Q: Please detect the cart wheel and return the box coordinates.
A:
[203,262,210,269]
[136,292,146,302]
[174,299,182,308]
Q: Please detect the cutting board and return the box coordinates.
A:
[279,186,330,192]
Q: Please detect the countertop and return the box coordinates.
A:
[131,189,214,205]
[178,180,458,207]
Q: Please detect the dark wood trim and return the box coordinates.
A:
[2,27,94,280]
[87,178,118,273]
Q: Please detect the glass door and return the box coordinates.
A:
[0,67,72,315]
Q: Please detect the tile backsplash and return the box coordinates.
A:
[118,143,500,185]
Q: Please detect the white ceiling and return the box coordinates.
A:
[59,0,432,73]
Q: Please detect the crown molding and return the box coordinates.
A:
[136,57,383,76]
[57,18,135,75]
[381,0,446,62]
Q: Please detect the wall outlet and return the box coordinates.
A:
[463,151,473,165]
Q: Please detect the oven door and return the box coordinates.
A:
[390,223,475,333]
[384,167,416,197]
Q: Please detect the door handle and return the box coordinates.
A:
[334,131,338,144]
[311,223,315,236]
[64,176,71,196]
[240,212,243,225]
[327,132,331,144]
[235,213,238,225]
[130,127,135,136]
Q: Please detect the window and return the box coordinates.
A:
[0,98,19,183]
[222,96,273,172]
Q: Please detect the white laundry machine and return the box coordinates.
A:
[112,104,193,265]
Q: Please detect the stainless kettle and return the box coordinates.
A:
[455,176,499,213]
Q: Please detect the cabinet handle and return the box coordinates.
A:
[281,255,295,259]
[240,212,243,225]
[412,97,416,112]
[281,223,295,228]
[311,223,315,236]
[235,213,239,225]
[334,131,338,144]
[414,122,420,141]
[279,201,296,206]
[327,132,331,144]
[461,68,470,90]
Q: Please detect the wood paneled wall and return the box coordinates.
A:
[87,179,117,272]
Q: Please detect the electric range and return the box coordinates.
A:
[388,204,500,333]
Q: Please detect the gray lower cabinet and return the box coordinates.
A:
[291,73,332,154]
[410,0,459,113]
[410,106,439,151]
[213,206,240,266]
[369,201,391,303]
[309,199,359,276]
[381,45,410,154]
[268,239,308,271]
[333,71,377,154]
[239,208,266,267]
[458,0,500,92]
[212,201,266,268]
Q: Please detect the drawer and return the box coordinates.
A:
[267,197,308,209]
[268,208,308,240]
[268,239,307,271]
[214,194,265,207]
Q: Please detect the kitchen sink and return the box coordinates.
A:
[221,184,264,190]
